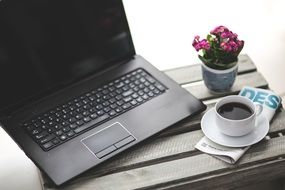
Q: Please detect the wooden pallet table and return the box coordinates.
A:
[43,54,285,190]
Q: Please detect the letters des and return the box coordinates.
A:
[240,88,280,109]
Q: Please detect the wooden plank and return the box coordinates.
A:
[185,72,268,101]
[164,54,256,85]
[44,108,285,189]
[162,159,285,190]
[45,136,285,190]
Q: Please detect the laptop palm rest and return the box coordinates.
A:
[81,122,135,159]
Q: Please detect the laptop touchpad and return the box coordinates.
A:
[81,122,135,159]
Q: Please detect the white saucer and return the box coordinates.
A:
[201,108,269,147]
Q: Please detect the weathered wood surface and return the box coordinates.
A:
[46,136,285,190]
[44,54,285,190]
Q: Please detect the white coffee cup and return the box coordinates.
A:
[215,95,263,136]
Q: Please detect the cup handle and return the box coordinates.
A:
[254,103,263,116]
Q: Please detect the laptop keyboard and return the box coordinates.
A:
[21,68,167,151]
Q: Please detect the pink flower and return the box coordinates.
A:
[200,39,210,50]
[210,25,229,35]
[231,33,238,39]
[192,35,201,51]
[221,32,230,38]
[221,31,238,40]
[237,40,244,47]
[228,41,236,51]
[192,36,210,51]
[192,25,244,66]
[220,42,232,52]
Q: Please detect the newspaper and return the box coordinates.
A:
[195,86,282,164]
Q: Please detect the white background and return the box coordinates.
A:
[123,0,285,96]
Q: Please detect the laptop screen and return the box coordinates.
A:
[0,0,135,113]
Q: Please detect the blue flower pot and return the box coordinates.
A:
[201,63,238,93]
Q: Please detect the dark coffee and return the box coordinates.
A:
[217,102,253,120]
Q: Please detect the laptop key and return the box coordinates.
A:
[52,138,60,145]
[148,92,154,97]
[69,117,76,123]
[154,89,160,94]
[55,130,63,136]
[62,127,70,133]
[47,128,54,133]
[89,108,96,113]
[154,83,166,91]
[32,129,41,135]
[123,90,133,97]
[67,131,75,137]
[69,123,77,129]
[39,134,56,144]
[96,104,103,110]
[130,100,137,105]
[62,121,69,126]
[136,97,143,103]
[83,104,91,110]
[42,142,54,150]
[115,82,124,88]
[97,110,104,116]
[60,134,67,141]
[35,131,48,140]
[109,110,116,116]
[104,107,111,113]
[76,120,84,126]
[142,94,149,100]
[82,111,89,116]
[115,107,123,113]
[54,124,62,130]
[90,114,97,119]
[146,76,156,83]
[123,97,132,102]
[122,103,131,110]
[74,114,109,134]
[83,117,91,123]
[110,104,117,109]
[75,114,83,120]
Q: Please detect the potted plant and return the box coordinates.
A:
[192,25,244,93]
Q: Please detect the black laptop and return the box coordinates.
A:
[0,0,206,186]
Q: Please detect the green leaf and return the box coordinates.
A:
[198,55,212,64]
[207,34,212,41]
